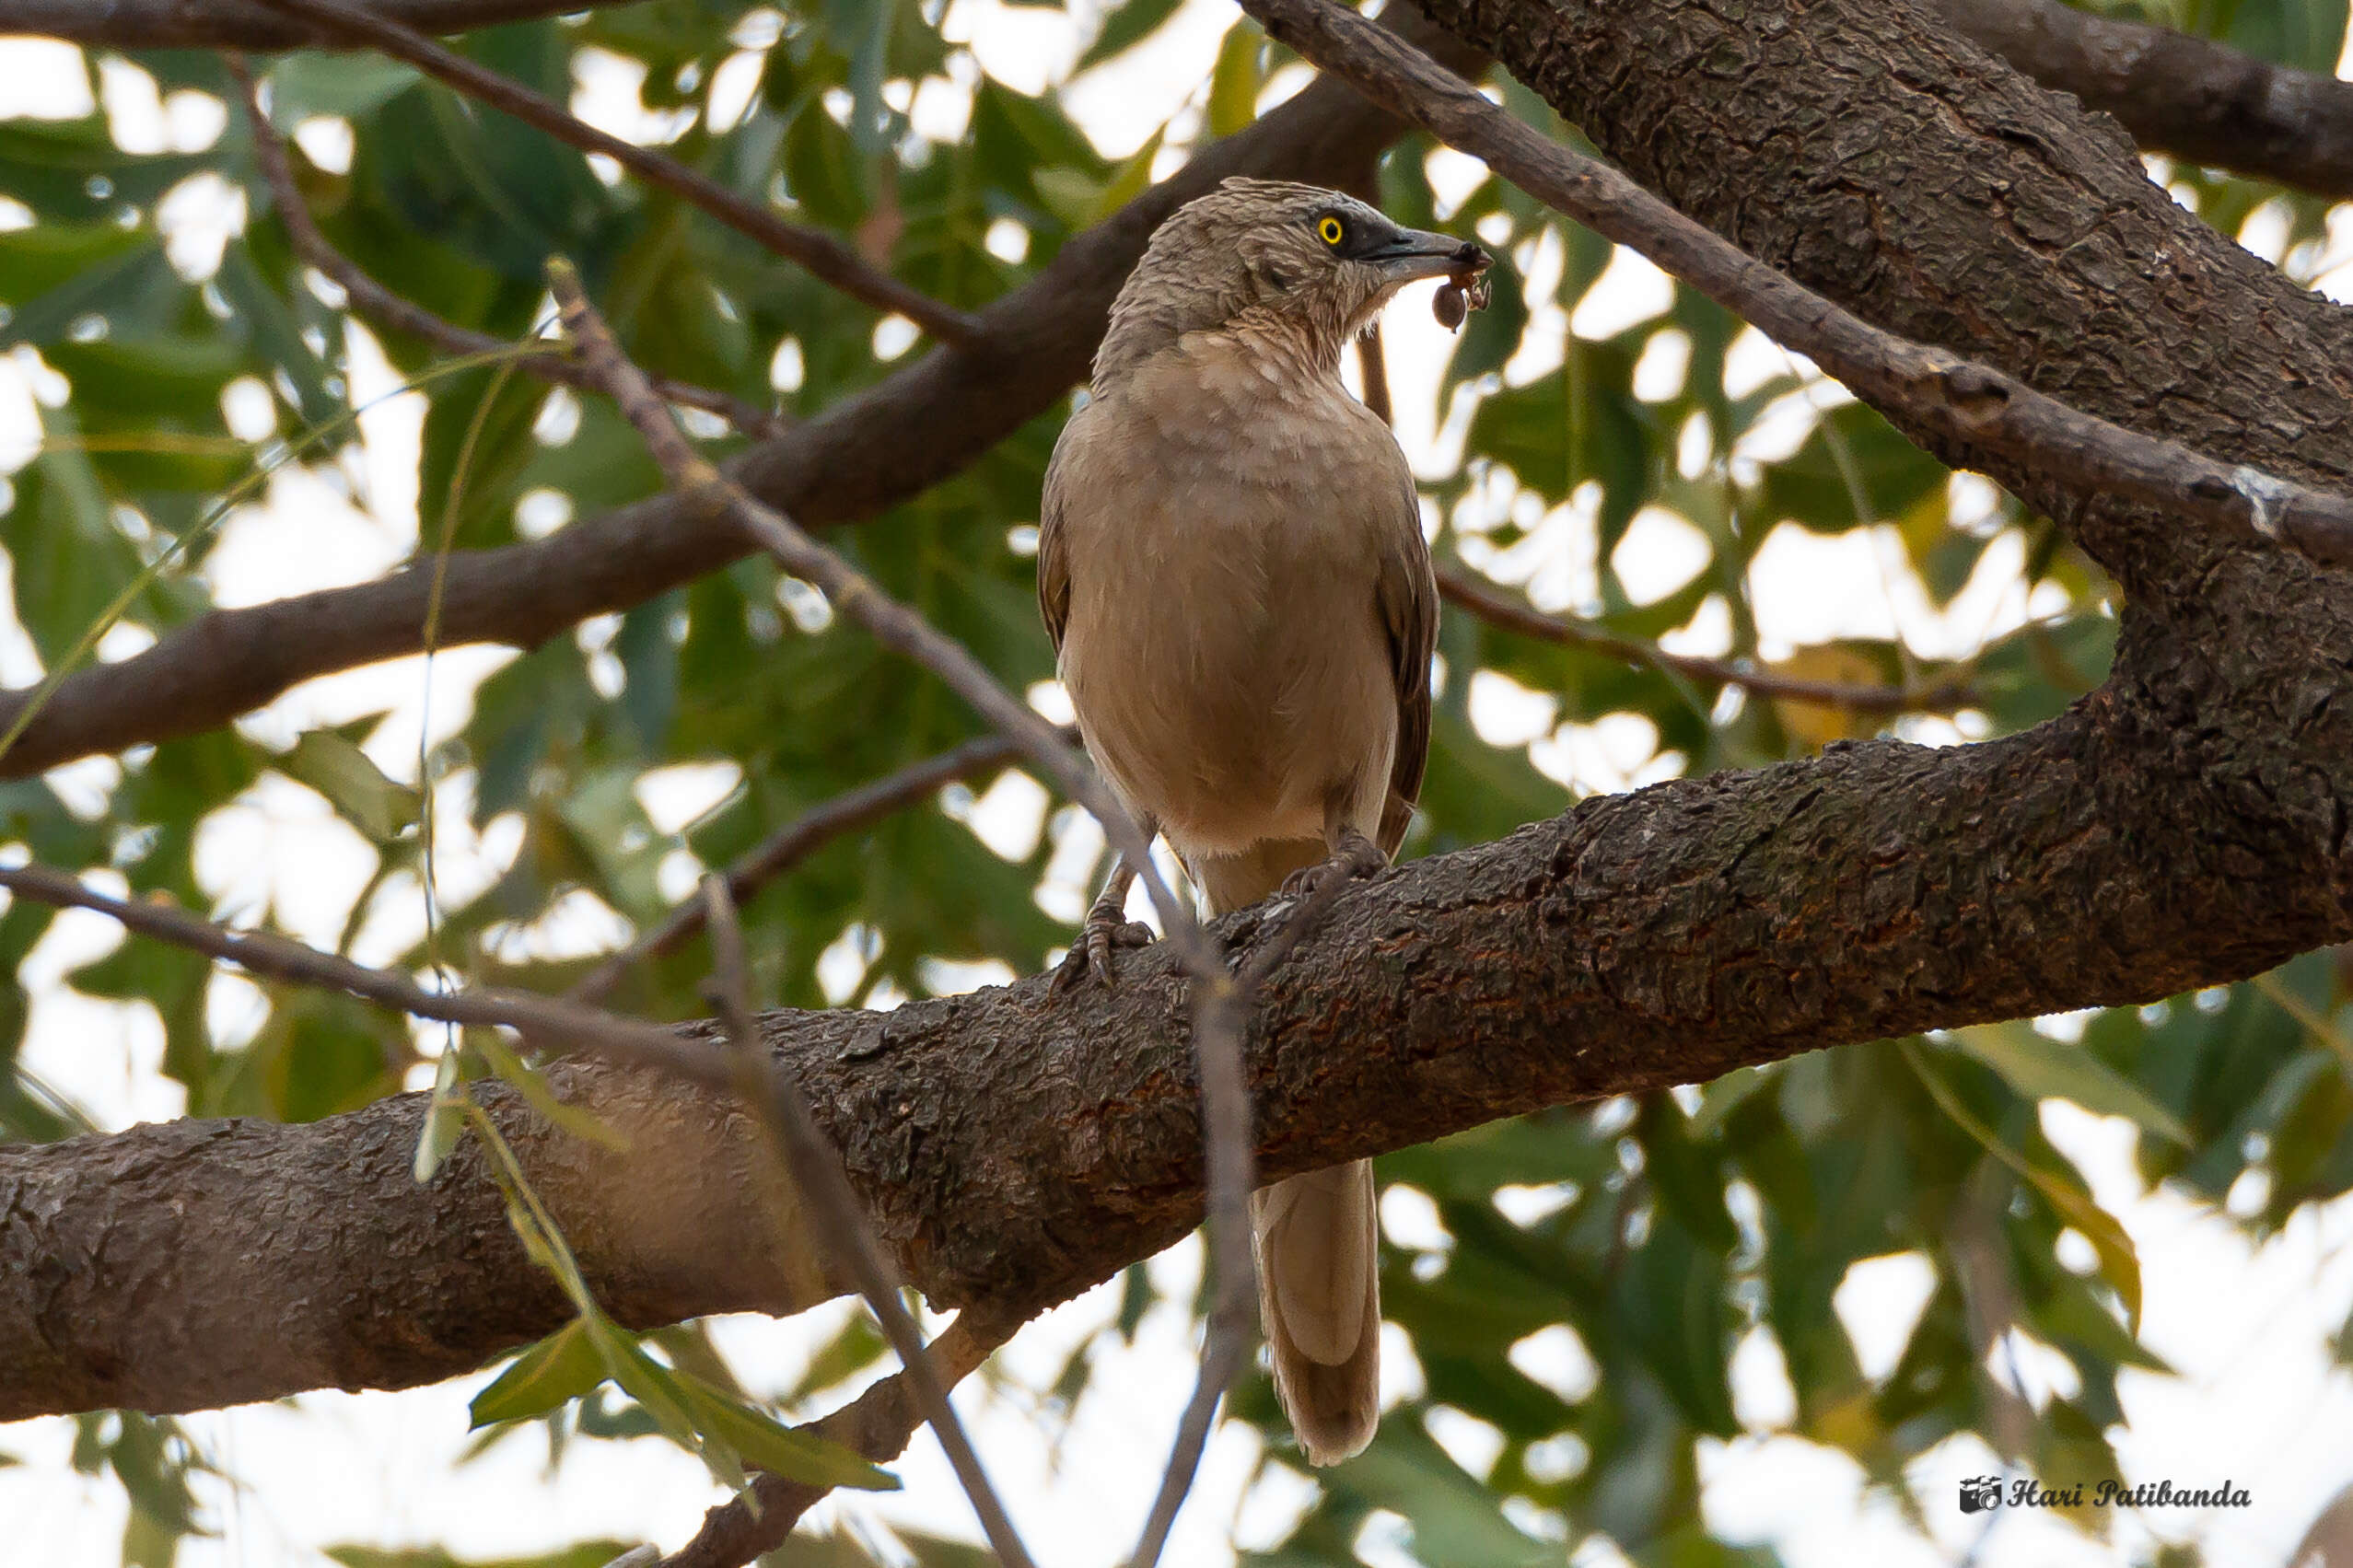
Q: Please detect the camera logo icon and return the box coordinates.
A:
[1958,1476,2006,1514]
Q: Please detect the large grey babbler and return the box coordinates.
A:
[1037,177,1489,1464]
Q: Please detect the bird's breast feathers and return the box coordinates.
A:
[1044,343,1420,852]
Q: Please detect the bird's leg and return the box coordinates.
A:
[1245,809,1389,988]
[1278,808,1388,903]
[1052,837,1157,992]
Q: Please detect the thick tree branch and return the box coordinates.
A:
[243,0,980,344]
[9,621,2352,1422]
[1409,0,2353,596]
[7,0,2353,1449]
[0,15,1485,782]
[1931,0,2353,198]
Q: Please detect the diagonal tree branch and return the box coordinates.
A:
[0,862,738,1090]
[553,263,1262,1563]
[9,576,2352,1423]
[568,732,1033,1006]
[1930,0,2353,199]
[656,1307,1013,1568]
[8,0,2353,1454]
[242,0,984,345]
[1407,0,2353,596]
[1437,567,1977,713]
[0,13,1487,783]
[0,0,597,48]
[226,54,787,440]
[698,875,1037,1568]
[1241,0,2353,573]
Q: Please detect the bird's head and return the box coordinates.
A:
[1094,178,1489,387]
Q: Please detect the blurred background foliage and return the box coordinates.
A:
[3,0,2353,1562]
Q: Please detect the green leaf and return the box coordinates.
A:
[323,1543,638,1568]
[1077,0,1189,70]
[471,1030,630,1152]
[414,1045,469,1182]
[1904,1040,2144,1332]
[1206,20,1264,138]
[1955,1021,2193,1144]
[669,1367,902,1491]
[266,54,424,123]
[282,728,422,843]
[469,1318,607,1427]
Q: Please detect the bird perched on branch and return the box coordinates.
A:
[1037,177,1489,1465]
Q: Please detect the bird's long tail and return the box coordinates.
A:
[1193,838,1381,1467]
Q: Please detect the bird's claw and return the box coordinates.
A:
[1052,916,1155,993]
[1277,841,1386,902]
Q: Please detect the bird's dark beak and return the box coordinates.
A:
[1365,229,1490,283]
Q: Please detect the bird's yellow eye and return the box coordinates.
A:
[1317,215,1345,247]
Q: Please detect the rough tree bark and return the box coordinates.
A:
[4,0,2353,1425]
[1932,0,2353,197]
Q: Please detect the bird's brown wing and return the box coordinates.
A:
[1038,431,1076,658]
[1376,472,1438,857]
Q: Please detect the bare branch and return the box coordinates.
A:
[0,861,734,1091]
[0,16,1486,783]
[1437,568,1976,713]
[658,1311,1014,1568]
[0,0,591,48]
[698,875,1035,1568]
[1932,0,2353,198]
[1240,0,2353,575]
[570,733,1031,1005]
[545,263,1186,957]
[1351,282,1959,719]
[225,55,785,440]
[242,0,983,345]
[551,267,1265,1539]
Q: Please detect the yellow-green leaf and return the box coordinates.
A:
[1904,1040,2143,1331]
[472,1031,630,1153]
[284,729,421,843]
[413,1047,468,1183]
[469,1318,605,1428]
[1206,21,1263,138]
[670,1368,901,1492]
[1955,1021,2190,1144]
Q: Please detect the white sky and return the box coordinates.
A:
[5,4,2353,1565]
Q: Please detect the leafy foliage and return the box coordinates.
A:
[2,0,2350,1562]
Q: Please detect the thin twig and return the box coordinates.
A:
[656,1310,1013,1568]
[0,861,734,1089]
[570,731,1035,1006]
[696,874,1035,1568]
[549,264,1264,1552]
[1239,0,2353,575]
[242,0,984,347]
[1437,568,1976,713]
[1349,275,1953,719]
[548,261,1184,946]
[227,55,786,439]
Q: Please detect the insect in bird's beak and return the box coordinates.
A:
[1362,229,1491,285]
[1429,241,1493,334]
